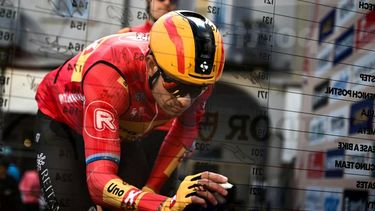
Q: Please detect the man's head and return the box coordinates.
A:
[146,10,225,116]
[147,0,178,22]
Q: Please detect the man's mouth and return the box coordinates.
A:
[167,106,183,114]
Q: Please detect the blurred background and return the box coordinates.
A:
[1,0,375,210]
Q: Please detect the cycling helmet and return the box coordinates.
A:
[149,10,225,85]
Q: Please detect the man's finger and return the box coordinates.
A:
[200,171,228,183]
[196,189,218,206]
[197,178,228,196]
[191,195,207,208]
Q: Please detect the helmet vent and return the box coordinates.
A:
[179,11,206,21]
[185,16,216,75]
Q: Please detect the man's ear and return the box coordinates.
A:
[146,55,158,76]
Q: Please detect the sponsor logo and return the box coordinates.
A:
[38,159,60,210]
[124,190,142,206]
[349,99,374,134]
[307,152,324,178]
[312,80,329,110]
[200,61,209,72]
[325,149,345,178]
[356,10,375,49]
[94,108,116,131]
[37,153,46,171]
[107,183,125,197]
[328,106,349,141]
[58,93,85,104]
[319,10,335,43]
[84,101,118,140]
[333,26,354,64]
[199,112,218,142]
[329,67,350,100]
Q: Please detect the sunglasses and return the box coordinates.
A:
[158,68,207,98]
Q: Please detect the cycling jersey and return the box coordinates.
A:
[35,33,211,210]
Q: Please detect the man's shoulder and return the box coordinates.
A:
[84,33,149,68]
[85,33,149,82]
[99,33,150,59]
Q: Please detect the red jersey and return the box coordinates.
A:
[36,33,211,210]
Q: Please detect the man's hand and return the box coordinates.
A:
[189,171,228,208]
[161,171,229,211]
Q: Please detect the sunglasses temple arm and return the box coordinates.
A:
[148,69,161,90]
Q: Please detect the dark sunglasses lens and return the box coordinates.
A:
[187,86,205,98]
[160,70,205,98]
[174,85,205,98]
[164,84,181,97]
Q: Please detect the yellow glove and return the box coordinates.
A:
[160,173,204,211]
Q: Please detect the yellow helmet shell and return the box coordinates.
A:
[150,10,225,85]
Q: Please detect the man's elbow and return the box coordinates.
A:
[86,172,107,206]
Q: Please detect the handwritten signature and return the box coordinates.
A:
[26,74,40,92]
[232,70,268,89]
[0,0,13,7]
[106,4,133,25]
[222,143,255,164]
[29,36,74,57]
[35,0,88,18]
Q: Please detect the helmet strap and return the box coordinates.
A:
[148,68,161,90]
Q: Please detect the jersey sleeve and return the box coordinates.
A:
[144,86,214,193]
[82,63,168,210]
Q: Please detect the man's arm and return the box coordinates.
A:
[144,87,213,193]
[82,63,169,210]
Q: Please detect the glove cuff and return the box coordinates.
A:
[159,197,174,211]
[142,186,155,193]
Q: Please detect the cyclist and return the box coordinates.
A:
[35,10,226,211]
[118,0,178,33]
[118,0,180,196]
